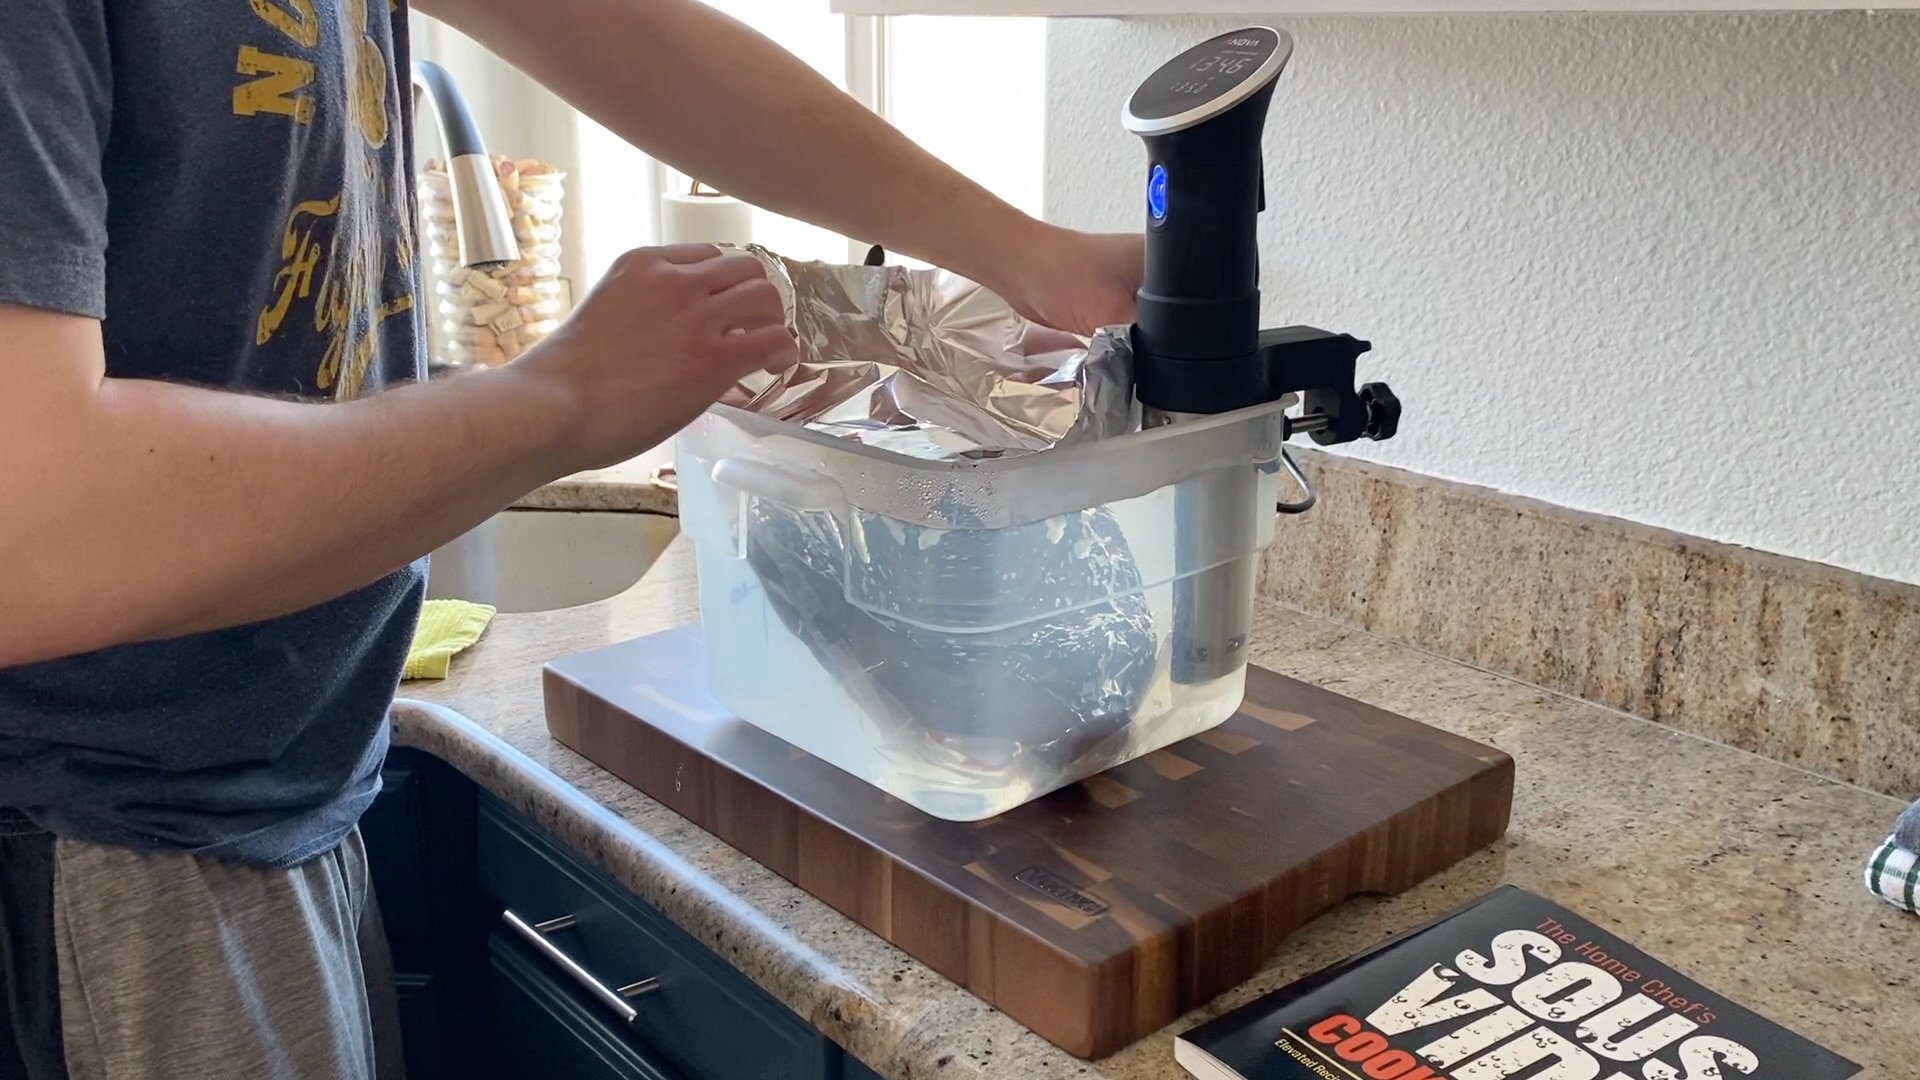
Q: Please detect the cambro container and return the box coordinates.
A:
[675,398,1290,821]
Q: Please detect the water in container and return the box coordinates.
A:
[676,400,1289,820]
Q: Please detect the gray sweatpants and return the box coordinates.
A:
[1,816,407,1080]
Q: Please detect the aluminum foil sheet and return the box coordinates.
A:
[720,247,1137,461]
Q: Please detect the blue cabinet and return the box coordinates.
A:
[362,749,887,1080]
[476,793,840,1080]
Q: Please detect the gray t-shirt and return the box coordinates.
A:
[0,0,428,866]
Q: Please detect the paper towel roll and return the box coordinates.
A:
[661,189,754,247]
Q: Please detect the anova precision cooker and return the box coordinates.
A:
[1125,25,1401,688]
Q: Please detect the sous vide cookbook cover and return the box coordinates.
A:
[1174,885,1859,1080]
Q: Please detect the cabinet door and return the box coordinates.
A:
[364,763,434,966]
[390,973,445,1080]
[363,750,489,1080]
[489,930,683,1080]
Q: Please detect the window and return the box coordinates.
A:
[885,17,1047,223]
[410,6,1046,348]
[567,11,1046,279]
[656,1,855,264]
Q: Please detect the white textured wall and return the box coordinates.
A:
[1045,13,1920,585]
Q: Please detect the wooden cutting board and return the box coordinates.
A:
[544,623,1514,1059]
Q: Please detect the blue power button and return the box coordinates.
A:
[1147,164,1168,222]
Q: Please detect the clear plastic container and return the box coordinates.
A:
[675,400,1291,820]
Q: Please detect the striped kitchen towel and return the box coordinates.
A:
[1865,836,1919,916]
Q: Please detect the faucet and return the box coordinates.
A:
[411,59,522,269]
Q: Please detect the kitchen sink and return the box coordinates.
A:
[425,509,679,614]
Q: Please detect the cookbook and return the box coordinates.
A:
[1174,885,1859,1080]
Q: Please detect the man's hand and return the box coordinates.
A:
[1000,228,1145,337]
[517,244,796,472]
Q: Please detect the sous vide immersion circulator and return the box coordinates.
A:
[1122,27,1404,685]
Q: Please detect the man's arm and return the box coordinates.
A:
[0,303,567,666]
[414,0,1142,335]
[0,247,791,668]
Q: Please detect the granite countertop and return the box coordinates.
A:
[394,474,1915,1079]
[510,443,678,514]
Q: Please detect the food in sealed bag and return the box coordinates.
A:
[738,494,1160,779]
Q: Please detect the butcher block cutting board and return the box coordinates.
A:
[544,623,1514,1059]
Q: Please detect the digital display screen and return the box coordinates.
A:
[1168,50,1260,94]
[1126,28,1283,125]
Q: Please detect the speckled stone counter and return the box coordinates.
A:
[392,535,1916,1079]
[512,446,678,514]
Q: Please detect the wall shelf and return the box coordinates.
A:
[832,1,1917,14]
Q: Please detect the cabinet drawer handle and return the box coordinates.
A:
[502,909,662,1023]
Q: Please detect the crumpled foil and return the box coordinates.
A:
[720,247,1137,461]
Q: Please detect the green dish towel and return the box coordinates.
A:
[1865,836,1919,916]
[402,599,497,681]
